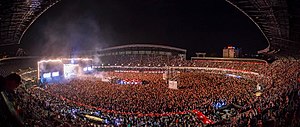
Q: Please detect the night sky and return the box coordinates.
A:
[21,0,268,57]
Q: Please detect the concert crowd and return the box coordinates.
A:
[1,58,300,126]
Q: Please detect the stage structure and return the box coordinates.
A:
[37,58,93,84]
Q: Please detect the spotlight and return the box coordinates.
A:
[83,67,88,71]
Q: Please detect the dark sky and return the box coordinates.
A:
[21,0,268,57]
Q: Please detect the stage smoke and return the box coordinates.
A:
[31,1,113,58]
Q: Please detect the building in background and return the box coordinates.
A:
[77,44,187,66]
[223,46,241,58]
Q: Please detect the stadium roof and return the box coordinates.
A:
[0,0,299,54]
[0,0,61,46]
[100,44,187,52]
[226,0,300,54]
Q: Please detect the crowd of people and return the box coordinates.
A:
[1,57,300,126]
[11,84,202,126]
[98,54,267,73]
[45,72,253,114]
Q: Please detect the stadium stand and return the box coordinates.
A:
[1,0,300,126]
[0,53,299,126]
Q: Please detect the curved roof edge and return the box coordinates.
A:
[19,0,62,45]
[225,0,270,53]
[101,44,187,53]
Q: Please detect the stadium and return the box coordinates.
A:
[78,44,187,66]
[0,0,300,127]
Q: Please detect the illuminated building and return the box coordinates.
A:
[223,46,241,58]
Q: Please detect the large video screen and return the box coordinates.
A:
[63,64,80,79]
[38,61,64,84]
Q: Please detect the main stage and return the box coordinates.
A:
[37,58,93,84]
